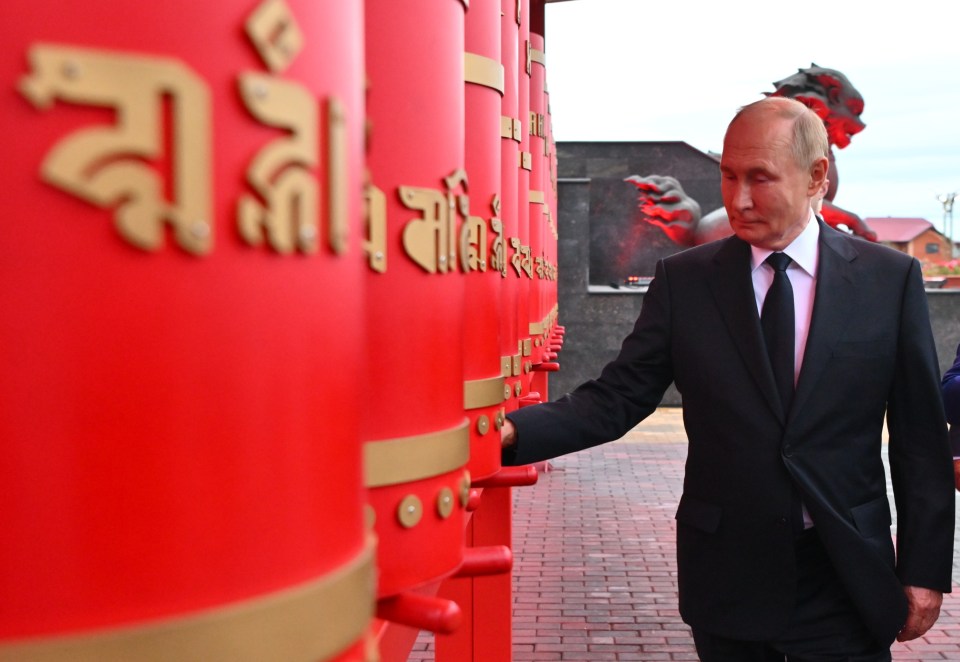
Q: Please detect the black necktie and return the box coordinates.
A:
[761,253,794,416]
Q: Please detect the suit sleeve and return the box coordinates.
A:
[504,259,676,466]
[887,258,955,592]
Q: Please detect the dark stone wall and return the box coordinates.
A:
[550,142,960,405]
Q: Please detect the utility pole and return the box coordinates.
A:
[937,192,958,258]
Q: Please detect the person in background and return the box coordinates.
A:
[501,96,954,661]
[940,342,960,490]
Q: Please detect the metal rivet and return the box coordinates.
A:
[63,61,81,79]
[437,487,455,518]
[477,415,490,435]
[460,472,472,506]
[253,82,269,99]
[504,385,512,399]
[190,221,210,239]
[299,225,317,243]
[515,383,522,396]
[439,255,447,264]
[397,495,423,528]
[375,251,384,260]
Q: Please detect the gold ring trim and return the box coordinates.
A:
[464,376,506,409]
[464,53,504,94]
[529,321,544,336]
[364,420,470,488]
[528,189,545,204]
[530,47,546,67]
[0,542,376,662]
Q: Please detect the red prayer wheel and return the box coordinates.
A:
[498,0,523,418]
[515,0,535,402]
[0,1,373,660]
[527,30,548,369]
[463,0,506,481]
[362,0,470,601]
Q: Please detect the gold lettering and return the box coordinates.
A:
[400,169,468,274]
[364,175,387,273]
[19,44,212,254]
[237,73,319,254]
[327,97,348,255]
[510,237,523,277]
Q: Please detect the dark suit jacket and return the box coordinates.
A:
[506,221,954,646]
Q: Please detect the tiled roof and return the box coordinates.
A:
[864,217,935,242]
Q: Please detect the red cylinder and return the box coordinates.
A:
[0,1,372,660]
[363,0,470,600]
[463,0,505,481]
[527,30,547,369]
[498,0,523,419]
[515,0,534,399]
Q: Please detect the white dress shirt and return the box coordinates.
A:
[750,210,819,387]
[749,210,819,528]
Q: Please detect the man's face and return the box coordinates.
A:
[720,114,824,251]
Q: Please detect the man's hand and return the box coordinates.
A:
[501,419,516,448]
[897,586,943,641]
[953,459,960,492]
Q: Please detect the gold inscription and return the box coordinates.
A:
[400,169,468,274]
[363,176,387,273]
[237,73,319,254]
[20,44,212,254]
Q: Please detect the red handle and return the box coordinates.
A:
[472,465,539,488]
[376,592,462,634]
[533,362,560,372]
[454,545,513,577]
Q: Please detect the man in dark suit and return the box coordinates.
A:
[502,97,954,660]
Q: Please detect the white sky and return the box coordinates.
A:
[544,0,960,232]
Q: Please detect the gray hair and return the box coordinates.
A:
[730,97,828,169]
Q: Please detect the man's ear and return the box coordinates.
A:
[809,157,829,194]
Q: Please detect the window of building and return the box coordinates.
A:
[926,242,941,254]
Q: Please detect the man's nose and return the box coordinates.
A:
[734,183,752,210]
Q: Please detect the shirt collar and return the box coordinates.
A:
[750,210,819,277]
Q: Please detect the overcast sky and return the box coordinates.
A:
[544,0,960,234]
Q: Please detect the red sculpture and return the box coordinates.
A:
[634,64,876,246]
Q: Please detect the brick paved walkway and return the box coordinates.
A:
[412,407,960,661]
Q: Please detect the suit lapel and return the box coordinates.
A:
[790,222,859,419]
[708,235,785,421]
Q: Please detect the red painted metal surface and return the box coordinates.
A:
[3,0,559,658]
[528,30,547,369]
[1,3,370,658]
[516,0,533,401]
[463,0,505,481]
[363,0,469,603]
[499,0,523,423]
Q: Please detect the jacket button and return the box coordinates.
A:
[782,446,793,458]
[779,517,788,525]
